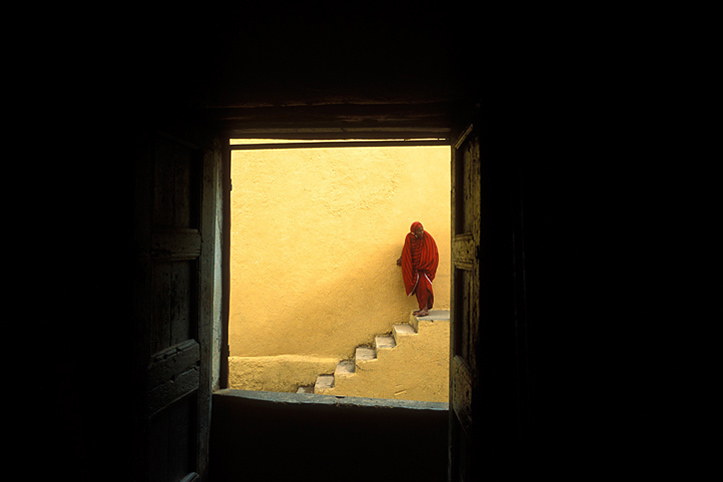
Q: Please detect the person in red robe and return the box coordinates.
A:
[396,221,439,316]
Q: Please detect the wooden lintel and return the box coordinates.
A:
[221,126,451,140]
[229,139,450,150]
[204,101,454,139]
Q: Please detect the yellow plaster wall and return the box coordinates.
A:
[230,145,451,362]
[317,316,450,403]
[228,354,339,393]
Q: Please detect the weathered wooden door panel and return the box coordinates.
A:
[152,137,200,228]
[449,122,481,481]
[148,340,201,416]
[135,132,219,482]
[149,395,198,482]
[150,260,198,352]
[448,111,532,480]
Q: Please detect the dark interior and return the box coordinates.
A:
[36,6,716,482]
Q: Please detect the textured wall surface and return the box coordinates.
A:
[228,354,338,392]
[230,145,450,360]
[318,314,450,402]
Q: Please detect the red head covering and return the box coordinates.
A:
[410,221,423,233]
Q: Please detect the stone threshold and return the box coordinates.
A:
[215,388,449,411]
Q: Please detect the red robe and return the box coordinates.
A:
[401,230,439,310]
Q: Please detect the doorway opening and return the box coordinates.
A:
[227,138,451,402]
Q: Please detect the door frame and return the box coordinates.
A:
[214,116,532,480]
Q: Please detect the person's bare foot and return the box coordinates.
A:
[416,309,429,317]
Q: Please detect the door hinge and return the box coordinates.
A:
[229,179,233,191]
[226,344,231,357]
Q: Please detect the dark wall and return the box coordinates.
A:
[35,6,717,481]
[210,391,449,482]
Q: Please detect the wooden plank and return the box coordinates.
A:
[149,393,197,480]
[147,340,201,416]
[151,229,201,261]
[148,400,170,481]
[220,142,231,389]
[451,355,474,437]
[153,137,196,228]
[222,126,451,141]
[168,397,195,481]
[148,365,200,416]
[229,139,449,150]
[196,140,222,479]
[453,233,476,270]
[150,261,195,354]
[450,120,482,482]
[208,101,452,126]
[148,339,201,388]
[453,123,474,150]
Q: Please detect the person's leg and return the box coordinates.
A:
[415,281,431,316]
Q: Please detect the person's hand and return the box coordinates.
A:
[396,257,402,266]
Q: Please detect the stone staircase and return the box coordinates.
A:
[297,310,450,402]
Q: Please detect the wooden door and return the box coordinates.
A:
[448,112,532,480]
[449,122,481,481]
[134,132,220,482]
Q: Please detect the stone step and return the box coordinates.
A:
[305,313,449,395]
[410,309,450,331]
[413,309,450,321]
[375,335,396,350]
[355,347,377,363]
[314,374,334,391]
[335,359,355,377]
[393,323,416,344]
